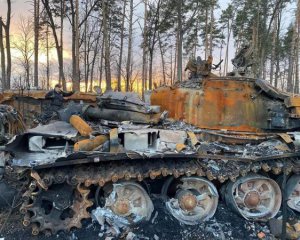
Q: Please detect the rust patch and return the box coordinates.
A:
[70,115,93,137]
[74,135,108,152]
[0,90,97,103]
[0,90,97,127]
[151,79,267,132]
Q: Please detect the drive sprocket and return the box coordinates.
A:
[23,182,93,235]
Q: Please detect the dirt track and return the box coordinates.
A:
[0,196,275,240]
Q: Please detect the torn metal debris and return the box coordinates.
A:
[83,91,167,125]
[0,105,25,144]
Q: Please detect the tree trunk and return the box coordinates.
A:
[70,0,80,91]
[46,25,50,90]
[103,0,111,91]
[41,0,65,89]
[60,0,66,90]
[252,20,259,76]
[84,2,88,93]
[223,20,232,76]
[177,0,183,82]
[158,33,166,85]
[170,46,173,85]
[89,34,100,92]
[73,0,80,91]
[25,59,30,88]
[148,49,154,90]
[209,4,214,56]
[287,25,296,92]
[142,0,148,99]
[274,11,281,88]
[295,0,300,94]
[126,0,134,91]
[0,18,6,90]
[34,0,40,88]
[117,0,127,92]
[99,36,105,89]
[174,39,177,83]
[204,7,209,59]
[5,0,11,89]
[270,19,277,85]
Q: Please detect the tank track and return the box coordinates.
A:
[20,156,299,235]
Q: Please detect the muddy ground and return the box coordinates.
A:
[0,195,279,240]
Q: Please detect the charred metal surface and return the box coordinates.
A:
[83,91,164,124]
[97,91,155,113]
[0,180,17,208]
[84,106,162,124]
[0,91,97,127]
[23,183,92,234]
[151,78,300,132]
[286,175,300,212]
[0,90,97,104]
[0,104,26,144]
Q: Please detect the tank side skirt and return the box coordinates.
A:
[31,152,300,170]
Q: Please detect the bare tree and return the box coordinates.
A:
[142,0,148,99]
[294,0,300,93]
[103,0,112,90]
[60,0,66,90]
[4,0,11,89]
[147,0,162,90]
[13,17,34,88]
[68,0,100,91]
[41,0,66,90]
[126,0,134,91]
[0,0,12,89]
[0,18,6,90]
[74,0,80,91]
[176,0,183,82]
[33,0,40,87]
[117,0,127,91]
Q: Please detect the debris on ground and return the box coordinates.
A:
[0,197,283,240]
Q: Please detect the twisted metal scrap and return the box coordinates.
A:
[0,104,26,143]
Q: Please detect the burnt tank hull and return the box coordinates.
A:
[151,77,300,132]
[3,81,300,237]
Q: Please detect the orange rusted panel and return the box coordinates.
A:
[0,90,97,103]
[65,92,97,102]
[70,115,93,137]
[285,97,300,108]
[0,90,97,127]
[74,135,108,152]
[151,78,267,132]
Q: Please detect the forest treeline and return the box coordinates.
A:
[0,0,299,95]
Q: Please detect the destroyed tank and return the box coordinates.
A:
[2,48,300,236]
